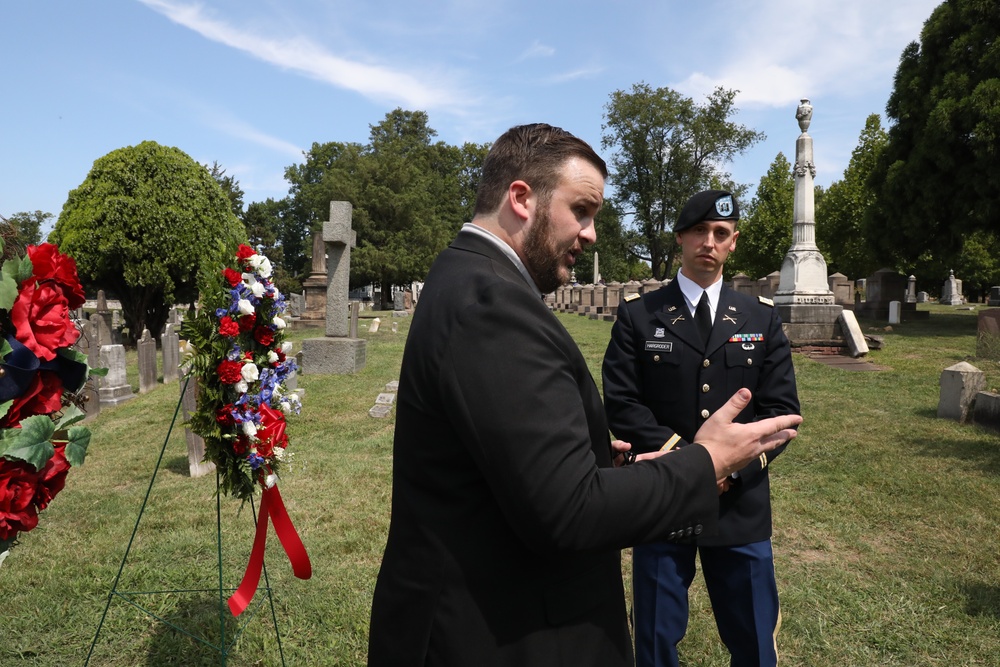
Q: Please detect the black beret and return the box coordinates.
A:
[675,190,740,232]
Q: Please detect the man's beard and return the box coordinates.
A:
[522,203,572,294]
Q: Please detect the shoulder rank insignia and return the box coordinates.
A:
[758,296,774,307]
[624,293,641,302]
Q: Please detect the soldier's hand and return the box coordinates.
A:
[694,388,801,481]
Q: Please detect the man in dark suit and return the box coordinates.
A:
[368,130,802,667]
[603,190,800,667]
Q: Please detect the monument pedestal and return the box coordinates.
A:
[301,337,367,375]
[777,303,844,343]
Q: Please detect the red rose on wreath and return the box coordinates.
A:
[216,404,236,427]
[26,243,87,310]
[253,326,274,347]
[11,280,80,362]
[223,267,243,288]
[34,445,70,510]
[218,316,239,337]
[236,244,255,262]
[217,360,243,385]
[0,460,41,541]
[0,371,63,429]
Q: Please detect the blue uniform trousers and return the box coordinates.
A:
[632,540,780,667]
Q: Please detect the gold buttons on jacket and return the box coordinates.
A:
[702,359,710,368]
[701,384,710,393]
[747,358,753,366]
[700,409,710,419]
[653,354,660,362]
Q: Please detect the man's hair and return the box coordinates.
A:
[473,123,608,216]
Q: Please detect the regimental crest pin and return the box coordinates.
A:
[654,327,665,338]
[715,195,734,217]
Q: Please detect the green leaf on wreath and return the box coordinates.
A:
[0,399,11,421]
[0,269,19,312]
[0,415,56,470]
[54,404,86,430]
[17,255,33,284]
[89,366,109,377]
[64,426,91,466]
[0,338,12,360]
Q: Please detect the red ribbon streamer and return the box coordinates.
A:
[228,484,312,616]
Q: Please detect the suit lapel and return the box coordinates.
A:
[653,280,704,351]
[707,286,748,353]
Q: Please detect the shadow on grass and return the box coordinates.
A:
[144,595,256,666]
[855,312,979,339]
[960,581,1000,619]
[164,454,191,476]
[910,434,1000,476]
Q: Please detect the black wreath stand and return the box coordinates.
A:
[85,377,288,666]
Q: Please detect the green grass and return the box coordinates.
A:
[2,305,998,665]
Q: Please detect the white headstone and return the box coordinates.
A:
[888,301,901,325]
[937,361,985,423]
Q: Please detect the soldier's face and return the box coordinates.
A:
[676,220,738,280]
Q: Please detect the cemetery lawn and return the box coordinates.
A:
[3,305,998,666]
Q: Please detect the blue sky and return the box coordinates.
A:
[2,0,941,233]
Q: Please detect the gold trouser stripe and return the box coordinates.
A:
[660,434,681,451]
[773,606,783,662]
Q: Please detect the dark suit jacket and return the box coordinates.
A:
[368,232,720,666]
[602,279,800,546]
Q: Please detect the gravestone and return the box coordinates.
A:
[180,375,214,478]
[937,361,984,423]
[906,275,917,303]
[941,270,963,305]
[888,301,901,325]
[731,273,754,296]
[349,301,360,339]
[369,317,381,333]
[917,291,929,303]
[392,289,408,317]
[289,292,305,318]
[973,392,1000,432]
[837,310,869,358]
[828,273,854,306]
[987,286,1000,307]
[95,290,114,343]
[161,323,180,383]
[301,201,368,374]
[74,317,101,421]
[976,309,1000,360]
[298,231,328,327]
[137,328,157,394]
[97,344,136,407]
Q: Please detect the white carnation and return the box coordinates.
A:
[243,421,258,438]
[238,299,255,315]
[268,350,280,364]
[273,316,286,330]
[241,362,259,382]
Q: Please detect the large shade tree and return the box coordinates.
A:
[726,153,794,281]
[51,141,246,342]
[867,0,1000,273]
[285,109,486,308]
[816,114,887,280]
[601,83,763,279]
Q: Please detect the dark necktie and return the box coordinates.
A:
[695,291,712,346]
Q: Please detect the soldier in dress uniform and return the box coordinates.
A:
[602,190,800,667]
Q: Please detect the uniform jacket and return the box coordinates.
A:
[602,279,800,547]
[368,232,720,666]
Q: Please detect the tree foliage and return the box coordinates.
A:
[816,114,887,280]
[206,161,245,217]
[50,141,246,342]
[868,0,1000,272]
[573,199,651,284]
[285,109,487,308]
[3,211,48,250]
[601,83,764,279]
[727,153,793,280]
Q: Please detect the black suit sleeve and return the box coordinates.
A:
[602,299,690,453]
[440,282,718,554]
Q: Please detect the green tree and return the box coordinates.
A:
[51,141,246,342]
[242,197,305,294]
[3,210,48,249]
[601,83,764,279]
[573,199,651,284]
[868,0,1000,269]
[727,153,793,280]
[815,114,887,280]
[285,109,487,308]
[206,161,245,217]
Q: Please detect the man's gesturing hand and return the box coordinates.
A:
[693,388,802,480]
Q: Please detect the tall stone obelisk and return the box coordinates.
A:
[773,99,843,341]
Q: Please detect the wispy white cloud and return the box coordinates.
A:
[546,66,606,84]
[139,0,474,110]
[672,0,938,109]
[517,39,556,61]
